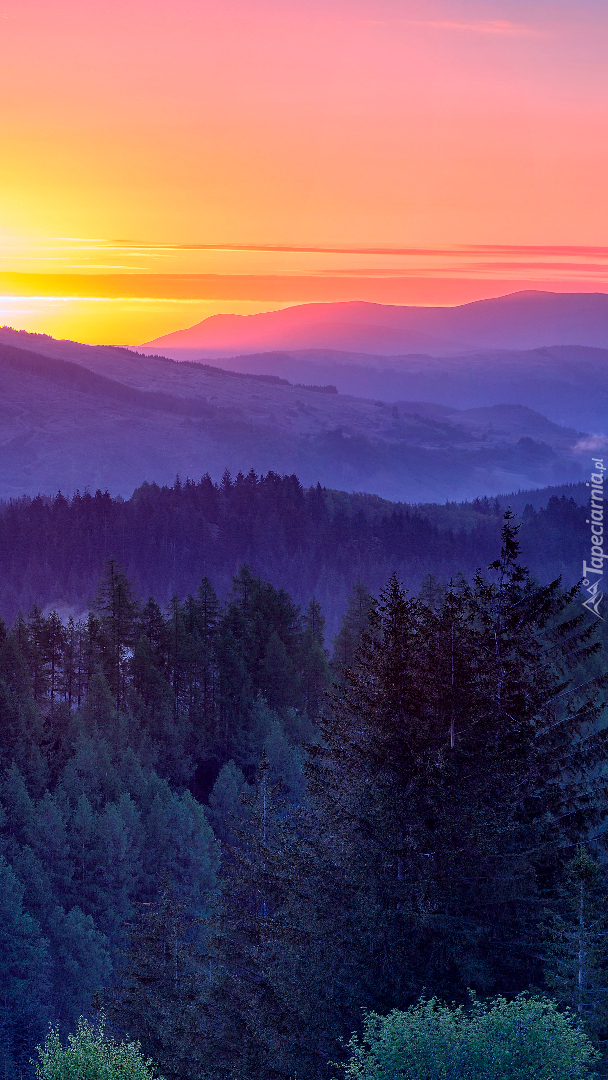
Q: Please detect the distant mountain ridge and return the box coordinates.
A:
[141,291,608,356]
[152,343,608,434]
[0,329,591,503]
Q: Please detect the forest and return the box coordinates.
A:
[0,469,589,633]
[1,502,608,1077]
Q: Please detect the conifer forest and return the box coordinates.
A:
[5,0,608,1071]
[0,470,606,1078]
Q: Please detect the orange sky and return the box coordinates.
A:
[1,0,607,343]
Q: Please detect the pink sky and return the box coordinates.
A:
[1,0,607,342]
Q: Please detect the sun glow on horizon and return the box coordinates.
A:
[1,0,607,341]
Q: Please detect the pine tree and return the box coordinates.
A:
[0,634,47,790]
[192,578,220,743]
[209,757,361,1080]
[544,848,608,1046]
[92,794,143,942]
[207,760,250,846]
[330,581,374,678]
[107,881,210,1080]
[301,597,330,719]
[25,605,55,704]
[306,516,608,1005]
[45,611,67,710]
[131,632,173,743]
[80,669,120,741]
[140,783,219,913]
[94,560,139,711]
[45,905,112,1030]
[61,616,79,710]
[259,631,298,711]
[0,855,50,1076]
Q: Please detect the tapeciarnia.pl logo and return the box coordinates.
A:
[582,457,606,619]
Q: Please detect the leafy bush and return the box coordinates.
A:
[34,1016,162,1080]
[338,995,599,1080]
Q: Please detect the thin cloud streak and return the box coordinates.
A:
[112,242,608,259]
[409,20,539,36]
[315,265,608,278]
[3,273,607,302]
[358,18,540,36]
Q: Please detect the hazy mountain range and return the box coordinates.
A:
[2,290,607,503]
[139,344,608,435]
[140,291,608,434]
[143,291,608,356]
[0,325,591,503]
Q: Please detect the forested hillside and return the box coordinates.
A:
[0,470,590,634]
[1,522,607,1078]
[0,560,327,1074]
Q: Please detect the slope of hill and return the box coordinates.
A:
[141,291,608,356]
[142,344,608,435]
[0,335,590,503]
[4,323,608,435]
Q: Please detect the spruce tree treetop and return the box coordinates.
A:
[309,514,608,1000]
[94,559,139,712]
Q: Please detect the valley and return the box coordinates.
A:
[0,326,592,502]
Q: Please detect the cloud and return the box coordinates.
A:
[113,242,608,259]
[7,241,608,297]
[574,436,608,454]
[407,19,539,36]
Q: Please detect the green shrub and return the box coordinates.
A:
[337,994,599,1080]
[34,1016,162,1080]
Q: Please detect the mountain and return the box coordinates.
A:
[141,291,608,357]
[136,344,608,435]
[0,331,590,503]
[5,324,608,435]
[137,291,608,432]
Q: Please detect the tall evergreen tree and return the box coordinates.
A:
[303,516,608,1028]
[107,882,210,1080]
[209,756,362,1080]
[45,611,67,710]
[301,597,330,718]
[0,855,50,1076]
[544,847,608,1047]
[330,581,374,679]
[94,560,139,711]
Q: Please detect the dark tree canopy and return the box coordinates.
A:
[0,513,606,1080]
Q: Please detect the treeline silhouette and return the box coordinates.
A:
[0,469,588,634]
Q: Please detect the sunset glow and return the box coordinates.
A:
[1,0,607,343]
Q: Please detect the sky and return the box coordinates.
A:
[1,0,607,344]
